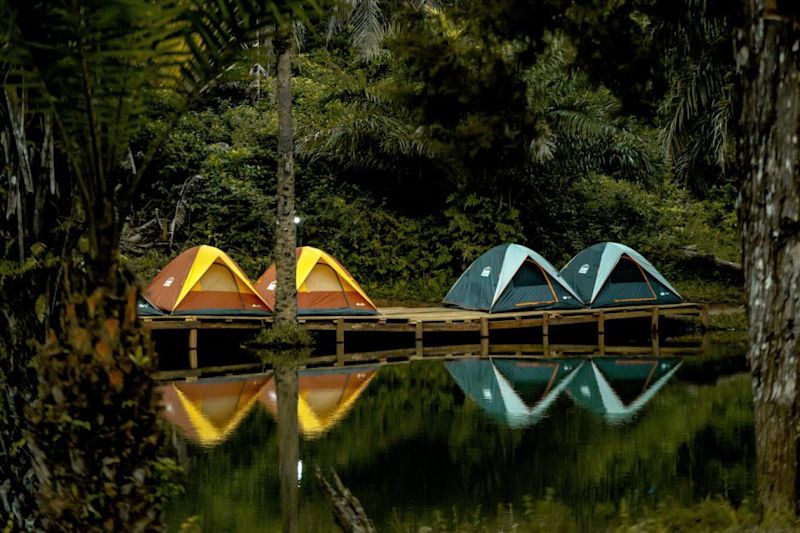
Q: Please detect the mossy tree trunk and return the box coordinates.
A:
[275,364,299,533]
[273,26,298,327]
[272,23,301,533]
[737,0,800,521]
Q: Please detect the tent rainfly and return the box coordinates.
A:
[443,243,584,312]
[255,246,377,315]
[143,245,271,315]
[559,242,682,308]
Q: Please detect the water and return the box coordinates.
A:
[162,341,753,532]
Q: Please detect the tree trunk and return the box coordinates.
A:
[274,27,298,326]
[737,0,800,521]
[275,364,299,533]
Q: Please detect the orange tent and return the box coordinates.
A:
[144,245,271,315]
[255,247,377,315]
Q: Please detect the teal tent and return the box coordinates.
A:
[565,357,681,424]
[137,296,163,316]
[443,244,584,312]
[559,242,682,308]
[446,358,582,427]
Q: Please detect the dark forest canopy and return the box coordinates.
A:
[124,0,740,303]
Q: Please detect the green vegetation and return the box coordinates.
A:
[166,362,756,532]
[124,4,742,305]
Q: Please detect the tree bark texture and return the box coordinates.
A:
[273,28,298,325]
[737,0,800,520]
[275,364,299,533]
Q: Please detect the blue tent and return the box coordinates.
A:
[443,244,584,312]
[560,242,682,308]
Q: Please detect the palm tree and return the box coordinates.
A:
[648,0,736,196]
[0,0,309,528]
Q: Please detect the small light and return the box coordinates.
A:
[293,216,301,224]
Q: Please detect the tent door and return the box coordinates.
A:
[509,260,558,307]
[607,256,658,304]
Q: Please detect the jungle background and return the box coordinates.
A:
[124,0,742,306]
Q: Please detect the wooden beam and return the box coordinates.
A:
[542,313,550,357]
[335,319,345,366]
[651,307,660,356]
[700,304,710,331]
[480,317,489,338]
[597,311,605,356]
[188,328,198,370]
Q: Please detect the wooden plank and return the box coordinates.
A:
[488,318,544,330]
[480,317,489,338]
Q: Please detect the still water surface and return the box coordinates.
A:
[162,342,753,532]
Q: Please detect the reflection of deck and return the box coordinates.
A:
[147,303,709,380]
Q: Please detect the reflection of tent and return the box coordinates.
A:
[144,245,271,315]
[559,242,681,308]
[159,376,271,446]
[255,247,377,316]
[446,358,582,427]
[259,365,378,438]
[443,244,583,312]
[566,357,681,423]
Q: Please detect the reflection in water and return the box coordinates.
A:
[260,366,377,439]
[566,357,682,424]
[158,365,378,447]
[160,376,271,446]
[164,350,754,532]
[446,357,681,428]
[446,359,581,427]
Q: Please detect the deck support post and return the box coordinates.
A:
[597,311,605,356]
[651,307,660,356]
[542,313,550,357]
[480,317,489,357]
[336,319,345,366]
[700,304,710,331]
[415,321,423,358]
[189,328,198,370]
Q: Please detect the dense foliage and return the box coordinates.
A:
[126,1,740,304]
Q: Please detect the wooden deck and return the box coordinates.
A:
[144,303,709,375]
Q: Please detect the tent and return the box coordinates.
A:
[559,242,682,308]
[143,245,271,315]
[255,247,377,315]
[137,296,163,316]
[158,376,271,446]
[566,357,681,424]
[259,365,378,438]
[446,358,582,427]
[443,243,584,312]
